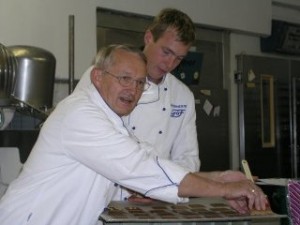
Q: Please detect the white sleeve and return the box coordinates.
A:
[62,106,189,204]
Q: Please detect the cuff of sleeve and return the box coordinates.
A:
[145,185,189,204]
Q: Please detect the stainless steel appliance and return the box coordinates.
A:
[9,45,56,118]
[0,44,56,123]
[0,43,16,107]
[0,44,56,164]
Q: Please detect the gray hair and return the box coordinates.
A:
[93,44,146,70]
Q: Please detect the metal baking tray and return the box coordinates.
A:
[99,197,287,223]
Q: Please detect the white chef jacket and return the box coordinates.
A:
[123,73,200,172]
[75,67,200,172]
[0,83,189,225]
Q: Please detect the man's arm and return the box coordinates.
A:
[178,172,268,214]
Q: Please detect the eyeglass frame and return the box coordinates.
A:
[104,70,150,91]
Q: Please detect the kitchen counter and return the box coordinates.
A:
[99,197,287,225]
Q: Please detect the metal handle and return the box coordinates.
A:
[68,15,75,94]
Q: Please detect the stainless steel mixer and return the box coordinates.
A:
[0,44,56,129]
[0,43,16,107]
[9,45,56,114]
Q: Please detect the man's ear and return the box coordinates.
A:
[91,68,102,84]
[144,30,153,44]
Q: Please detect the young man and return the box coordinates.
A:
[122,8,200,172]
[0,44,268,225]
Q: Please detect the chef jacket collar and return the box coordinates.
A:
[137,74,168,104]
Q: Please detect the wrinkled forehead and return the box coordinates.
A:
[109,51,147,78]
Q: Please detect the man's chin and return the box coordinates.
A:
[119,106,136,116]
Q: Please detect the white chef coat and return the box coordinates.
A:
[75,67,200,172]
[123,73,200,172]
[0,83,189,225]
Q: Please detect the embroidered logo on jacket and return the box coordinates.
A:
[170,104,187,117]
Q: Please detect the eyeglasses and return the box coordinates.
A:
[105,71,150,91]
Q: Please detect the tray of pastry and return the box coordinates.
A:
[99,197,287,223]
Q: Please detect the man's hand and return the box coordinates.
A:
[222,180,269,214]
[127,193,155,203]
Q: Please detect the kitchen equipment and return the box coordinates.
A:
[0,44,17,129]
[236,54,300,178]
[0,43,16,106]
[0,107,15,130]
[8,45,56,117]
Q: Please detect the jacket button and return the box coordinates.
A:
[162,108,166,111]
[132,126,136,130]
[159,130,162,134]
